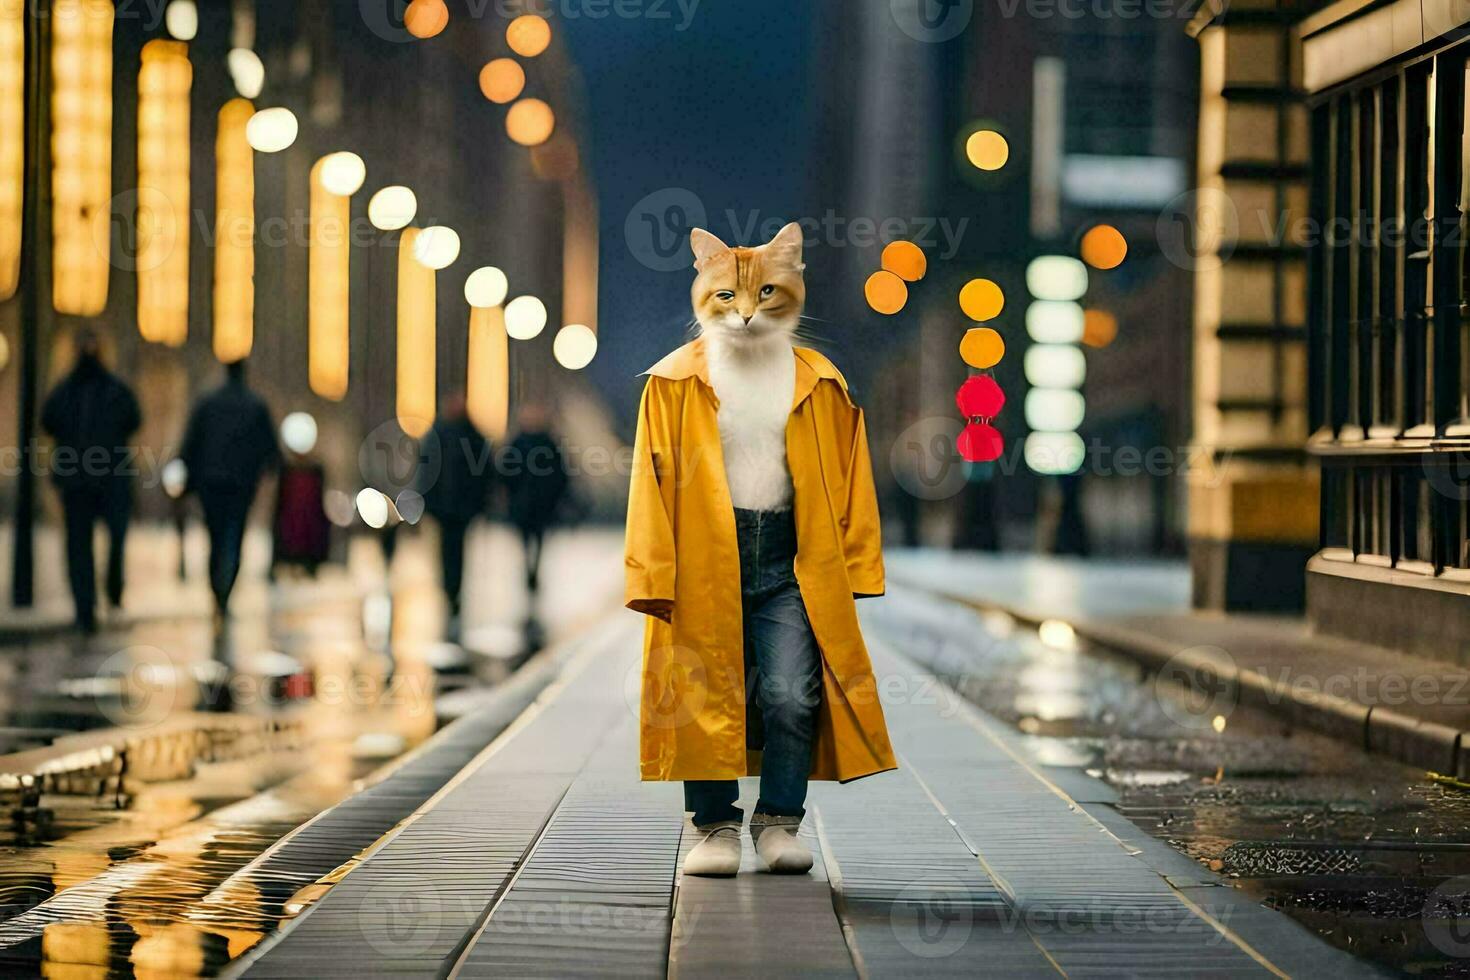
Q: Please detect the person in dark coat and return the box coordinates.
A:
[503,404,568,593]
[179,360,280,615]
[40,331,141,633]
[416,394,493,617]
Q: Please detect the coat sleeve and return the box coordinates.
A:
[625,379,676,620]
[843,406,885,598]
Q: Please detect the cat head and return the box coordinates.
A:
[690,222,806,346]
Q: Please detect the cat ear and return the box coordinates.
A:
[689,228,730,270]
[766,221,806,270]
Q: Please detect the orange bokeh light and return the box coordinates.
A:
[507,14,551,57]
[881,241,926,282]
[1082,309,1119,348]
[404,0,448,39]
[1080,224,1127,270]
[959,278,1004,321]
[506,98,555,146]
[479,58,525,104]
[864,270,908,315]
[959,327,1005,369]
[965,130,1009,171]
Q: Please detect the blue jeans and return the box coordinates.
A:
[685,509,821,827]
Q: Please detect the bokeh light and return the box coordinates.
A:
[965,130,1009,171]
[1026,255,1088,302]
[404,0,449,39]
[507,14,552,57]
[959,278,1005,321]
[1025,431,1086,476]
[1026,301,1084,344]
[164,1,197,41]
[1024,344,1087,389]
[881,241,926,282]
[280,412,319,455]
[864,270,908,315]
[1080,224,1128,270]
[246,107,297,153]
[319,151,366,196]
[506,98,555,146]
[1082,309,1119,348]
[553,324,598,370]
[227,49,264,99]
[356,488,390,529]
[464,267,509,308]
[413,225,461,269]
[957,423,1003,463]
[505,295,548,340]
[162,458,188,499]
[959,327,1004,369]
[1025,388,1086,432]
[368,185,417,231]
[956,376,1005,418]
[479,58,525,104]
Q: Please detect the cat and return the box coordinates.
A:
[690,222,807,512]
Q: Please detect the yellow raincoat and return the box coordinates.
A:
[625,338,896,783]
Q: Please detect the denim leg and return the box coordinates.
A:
[748,583,820,818]
[684,780,741,827]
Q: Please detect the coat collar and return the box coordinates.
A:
[642,337,849,410]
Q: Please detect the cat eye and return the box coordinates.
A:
[760,285,776,298]
[716,291,735,301]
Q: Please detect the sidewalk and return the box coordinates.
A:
[224,608,1380,979]
[887,550,1470,779]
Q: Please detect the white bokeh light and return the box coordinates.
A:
[413,225,461,270]
[504,296,547,340]
[367,186,416,231]
[280,412,318,455]
[356,488,389,529]
[1026,255,1089,302]
[1025,301,1084,344]
[227,49,265,99]
[246,107,298,153]
[319,151,366,196]
[1024,344,1087,389]
[553,324,597,370]
[1024,388,1086,433]
[165,0,198,41]
[464,266,509,308]
[1025,431,1086,476]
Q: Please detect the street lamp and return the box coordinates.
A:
[51,0,113,317]
[214,98,254,363]
[396,228,436,438]
[136,38,192,348]
[309,155,360,401]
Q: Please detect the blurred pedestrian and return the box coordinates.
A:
[503,403,567,593]
[417,393,493,619]
[272,414,330,577]
[180,360,280,616]
[40,331,141,633]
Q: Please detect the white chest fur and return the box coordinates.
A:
[706,338,796,511]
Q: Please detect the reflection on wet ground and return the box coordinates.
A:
[866,587,1470,978]
[0,526,622,978]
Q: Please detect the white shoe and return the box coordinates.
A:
[750,814,814,874]
[682,820,741,877]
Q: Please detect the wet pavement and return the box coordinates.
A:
[0,524,623,978]
[864,586,1470,977]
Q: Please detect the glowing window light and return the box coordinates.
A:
[397,228,436,439]
[280,412,318,455]
[136,39,192,347]
[0,0,22,300]
[356,488,389,529]
[245,107,297,153]
[966,129,1009,171]
[1025,388,1086,432]
[412,225,460,270]
[404,0,449,39]
[1025,301,1084,344]
[1080,224,1127,270]
[1082,309,1118,348]
[479,58,524,104]
[504,295,547,340]
[467,304,509,441]
[308,156,350,401]
[1025,432,1086,476]
[213,98,254,364]
[506,98,555,147]
[165,0,197,41]
[506,14,551,57]
[227,48,264,99]
[1024,344,1087,389]
[553,323,597,370]
[464,266,509,308]
[319,151,365,196]
[1026,255,1088,302]
[958,278,1004,321]
[51,0,113,317]
[368,185,416,231]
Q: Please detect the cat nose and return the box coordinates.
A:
[741,314,753,325]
